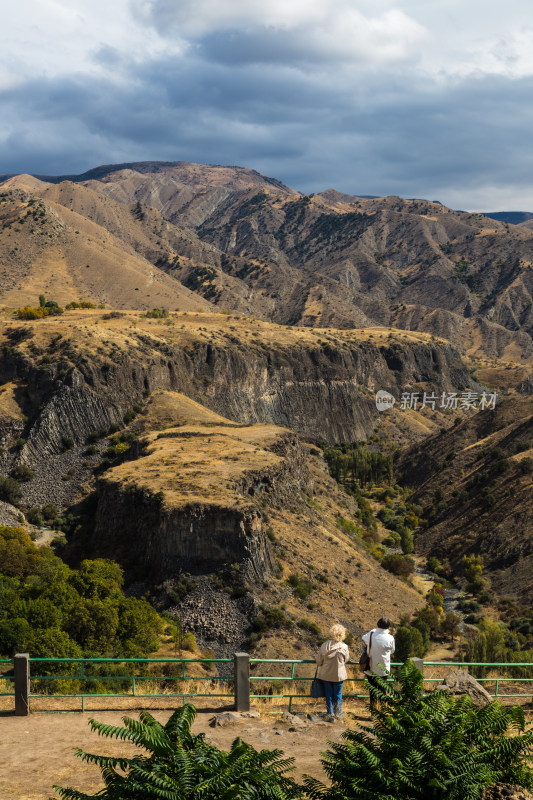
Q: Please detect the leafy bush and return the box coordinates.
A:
[17,299,64,319]
[287,573,315,600]
[400,527,414,554]
[297,618,321,638]
[26,507,44,526]
[145,307,169,318]
[41,503,58,521]
[304,660,533,800]
[54,704,302,800]
[10,463,34,482]
[253,607,292,634]
[65,301,96,309]
[381,553,414,577]
[0,476,22,505]
[395,625,425,661]
[0,526,162,658]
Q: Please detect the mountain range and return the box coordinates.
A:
[1,159,532,648]
[1,161,533,376]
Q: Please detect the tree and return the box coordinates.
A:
[381,553,414,578]
[463,554,486,595]
[0,476,22,506]
[70,559,124,600]
[441,612,461,642]
[54,704,303,800]
[400,527,414,555]
[305,660,533,800]
[395,626,425,662]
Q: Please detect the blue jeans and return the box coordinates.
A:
[323,681,343,715]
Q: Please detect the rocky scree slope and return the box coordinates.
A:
[397,396,533,603]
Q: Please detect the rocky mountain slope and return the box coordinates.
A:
[397,396,533,604]
[2,161,533,372]
[0,309,438,654]
[86,389,424,655]
[1,159,533,629]
[0,309,472,480]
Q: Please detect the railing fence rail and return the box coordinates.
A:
[1,654,532,715]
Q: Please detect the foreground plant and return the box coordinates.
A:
[305,660,533,800]
[54,703,302,800]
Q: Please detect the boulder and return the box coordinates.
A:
[281,711,306,726]
[483,784,533,800]
[240,710,261,719]
[209,711,243,727]
[437,669,492,708]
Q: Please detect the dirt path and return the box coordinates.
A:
[0,706,369,800]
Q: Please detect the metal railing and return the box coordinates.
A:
[2,654,533,715]
[0,658,14,697]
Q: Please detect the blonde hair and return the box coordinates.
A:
[329,624,346,642]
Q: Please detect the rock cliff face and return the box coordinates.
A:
[91,427,309,582]
[93,486,273,582]
[0,313,475,467]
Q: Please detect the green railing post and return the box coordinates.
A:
[288,661,296,712]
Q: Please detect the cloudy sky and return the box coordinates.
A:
[1,0,533,210]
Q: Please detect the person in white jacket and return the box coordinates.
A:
[362,617,395,712]
[316,624,350,721]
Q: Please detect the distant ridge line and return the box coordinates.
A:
[0,160,293,192]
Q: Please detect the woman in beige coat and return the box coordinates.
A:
[316,623,350,721]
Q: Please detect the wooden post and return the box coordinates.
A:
[234,652,250,712]
[14,653,30,716]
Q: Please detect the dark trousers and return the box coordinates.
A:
[323,680,343,715]
[367,674,379,710]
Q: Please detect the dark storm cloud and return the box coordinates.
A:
[1,32,533,209]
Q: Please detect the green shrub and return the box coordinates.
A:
[54,704,302,800]
[0,476,22,505]
[400,527,414,554]
[145,307,169,318]
[181,631,196,652]
[297,618,321,638]
[287,573,315,600]
[381,553,414,578]
[305,660,533,800]
[0,528,163,659]
[253,607,292,633]
[395,626,425,661]
[26,508,44,526]
[41,503,58,521]
[10,463,34,482]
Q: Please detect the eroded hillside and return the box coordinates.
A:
[84,390,424,656]
[398,396,533,603]
[2,161,533,372]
